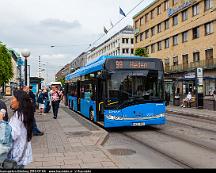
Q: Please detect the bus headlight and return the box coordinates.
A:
[106,115,123,120]
[159,113,165,117]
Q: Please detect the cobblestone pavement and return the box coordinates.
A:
[26,106,120,169]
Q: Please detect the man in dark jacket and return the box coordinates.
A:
[28,86,44,136]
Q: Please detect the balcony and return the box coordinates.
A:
[165,58,216,73]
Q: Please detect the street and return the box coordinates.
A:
[104,112,216,168]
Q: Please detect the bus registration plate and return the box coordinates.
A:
[132,122,145,126]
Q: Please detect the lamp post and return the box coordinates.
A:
[21,49,31,86]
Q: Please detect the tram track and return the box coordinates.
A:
[107,124,216,168]
[120,131,192,168]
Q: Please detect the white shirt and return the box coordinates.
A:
[187,94,192,100]
[8,112,32,166]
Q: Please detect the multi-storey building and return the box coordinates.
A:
[71,52,88,70]
[133,0,216,107]
[87,25,134,63]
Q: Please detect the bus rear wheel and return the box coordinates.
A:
[90,109,94,122]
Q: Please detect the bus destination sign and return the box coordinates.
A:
[109,60,156,70]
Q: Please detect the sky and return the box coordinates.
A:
[0,0,153,83]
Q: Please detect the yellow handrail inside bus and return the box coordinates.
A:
[99,102,104,111]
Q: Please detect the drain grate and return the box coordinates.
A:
[108,148,136,156]
[65,131,92,137]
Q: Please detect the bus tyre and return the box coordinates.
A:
[90,109,94,122]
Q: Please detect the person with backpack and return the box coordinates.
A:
[50,86,63,119]
[0,101,12,168]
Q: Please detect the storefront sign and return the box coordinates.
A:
[167,0,196,17]
[197,68,203,78]
[185,72,195,79]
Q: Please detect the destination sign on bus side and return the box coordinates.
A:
[106,60,156,70]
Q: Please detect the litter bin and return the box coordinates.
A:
[174,96,180,106]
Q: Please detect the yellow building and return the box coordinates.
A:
[133,0,216,108]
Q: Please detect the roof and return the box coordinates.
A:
[133,0,158,19]
[65,55,157,81]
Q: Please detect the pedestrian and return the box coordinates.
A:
[43,89,51,113]
[0,102,12,167]
[28,86,44,136]
[181,92,192,108]
[37,89,45,115]
[50,86,63,119]
[213,89,216,101]
[7,90,34,168]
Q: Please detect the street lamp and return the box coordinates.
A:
[21,49,31,86]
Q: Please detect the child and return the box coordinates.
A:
[0,108,12,167]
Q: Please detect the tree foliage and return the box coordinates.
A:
[135,48,149,57]
[0,43,13,85]
[57,77,65,86]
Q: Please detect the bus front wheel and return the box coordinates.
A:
[90,109,94,122]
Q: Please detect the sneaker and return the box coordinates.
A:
[53,117,57,119]
[33,132,44,136]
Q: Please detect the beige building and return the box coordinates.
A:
[134,0,216,108]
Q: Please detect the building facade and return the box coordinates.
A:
[87,25,135,63]
[71,52,88,70]
[133,0,216,107]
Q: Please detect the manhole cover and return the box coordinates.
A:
[108,148,136,156]
[65,131,92,137]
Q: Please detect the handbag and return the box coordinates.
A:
[2,140,28,169]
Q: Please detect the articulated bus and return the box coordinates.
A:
[65,56,166,128]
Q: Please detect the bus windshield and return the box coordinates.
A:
[106,70,164,107]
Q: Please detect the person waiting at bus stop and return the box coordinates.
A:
[50,86,63,119]
[181,92,192,108]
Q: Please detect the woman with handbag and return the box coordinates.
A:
[6,90,34,169]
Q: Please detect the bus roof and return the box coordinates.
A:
[65,55,161,81]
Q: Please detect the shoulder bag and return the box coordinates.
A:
[2,141,28,169]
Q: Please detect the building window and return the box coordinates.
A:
[151,26,155,36]
[164,0,169,11]
[206,48,213,59]
[192,3,199,16]
[173,15,178,26]
[173,35,178,46]
[173,0,178,6]
[165,58,170,66]
[131,49,134,54]
[182,10,188,21]
[145,29,149,39]
[165,38,170,48]
[151,44,155,53]
[145,46,149,54]
[150,10,154,19]
[131,38,134,44]
[140,32,144,41]
[158,41,162,51]
[135,36,138,43]
[192,27,200,39]
[140,17,144,26]
[193,52,200,62]
[157,5,161,15]
[158,23,162,33]
[204,0,213,11]
[173,56,178,66]
[182,54,189,64]
[135,20,139,29]
[145,13,149,23]
[165,19,169,30]
[182,31,188,43]
[205,22,213,35]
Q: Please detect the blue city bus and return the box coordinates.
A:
[65,56,166,128]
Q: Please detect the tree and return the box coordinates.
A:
[57,77,65,86]
[135,48,149,57]
[0,43,13,86]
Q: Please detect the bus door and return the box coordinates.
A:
[96,78,105,122]
[77,81,81,112]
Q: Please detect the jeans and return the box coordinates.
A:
[52,101,60,118]
[32,116,41,134]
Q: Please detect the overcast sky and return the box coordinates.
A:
[0,0,153,83]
